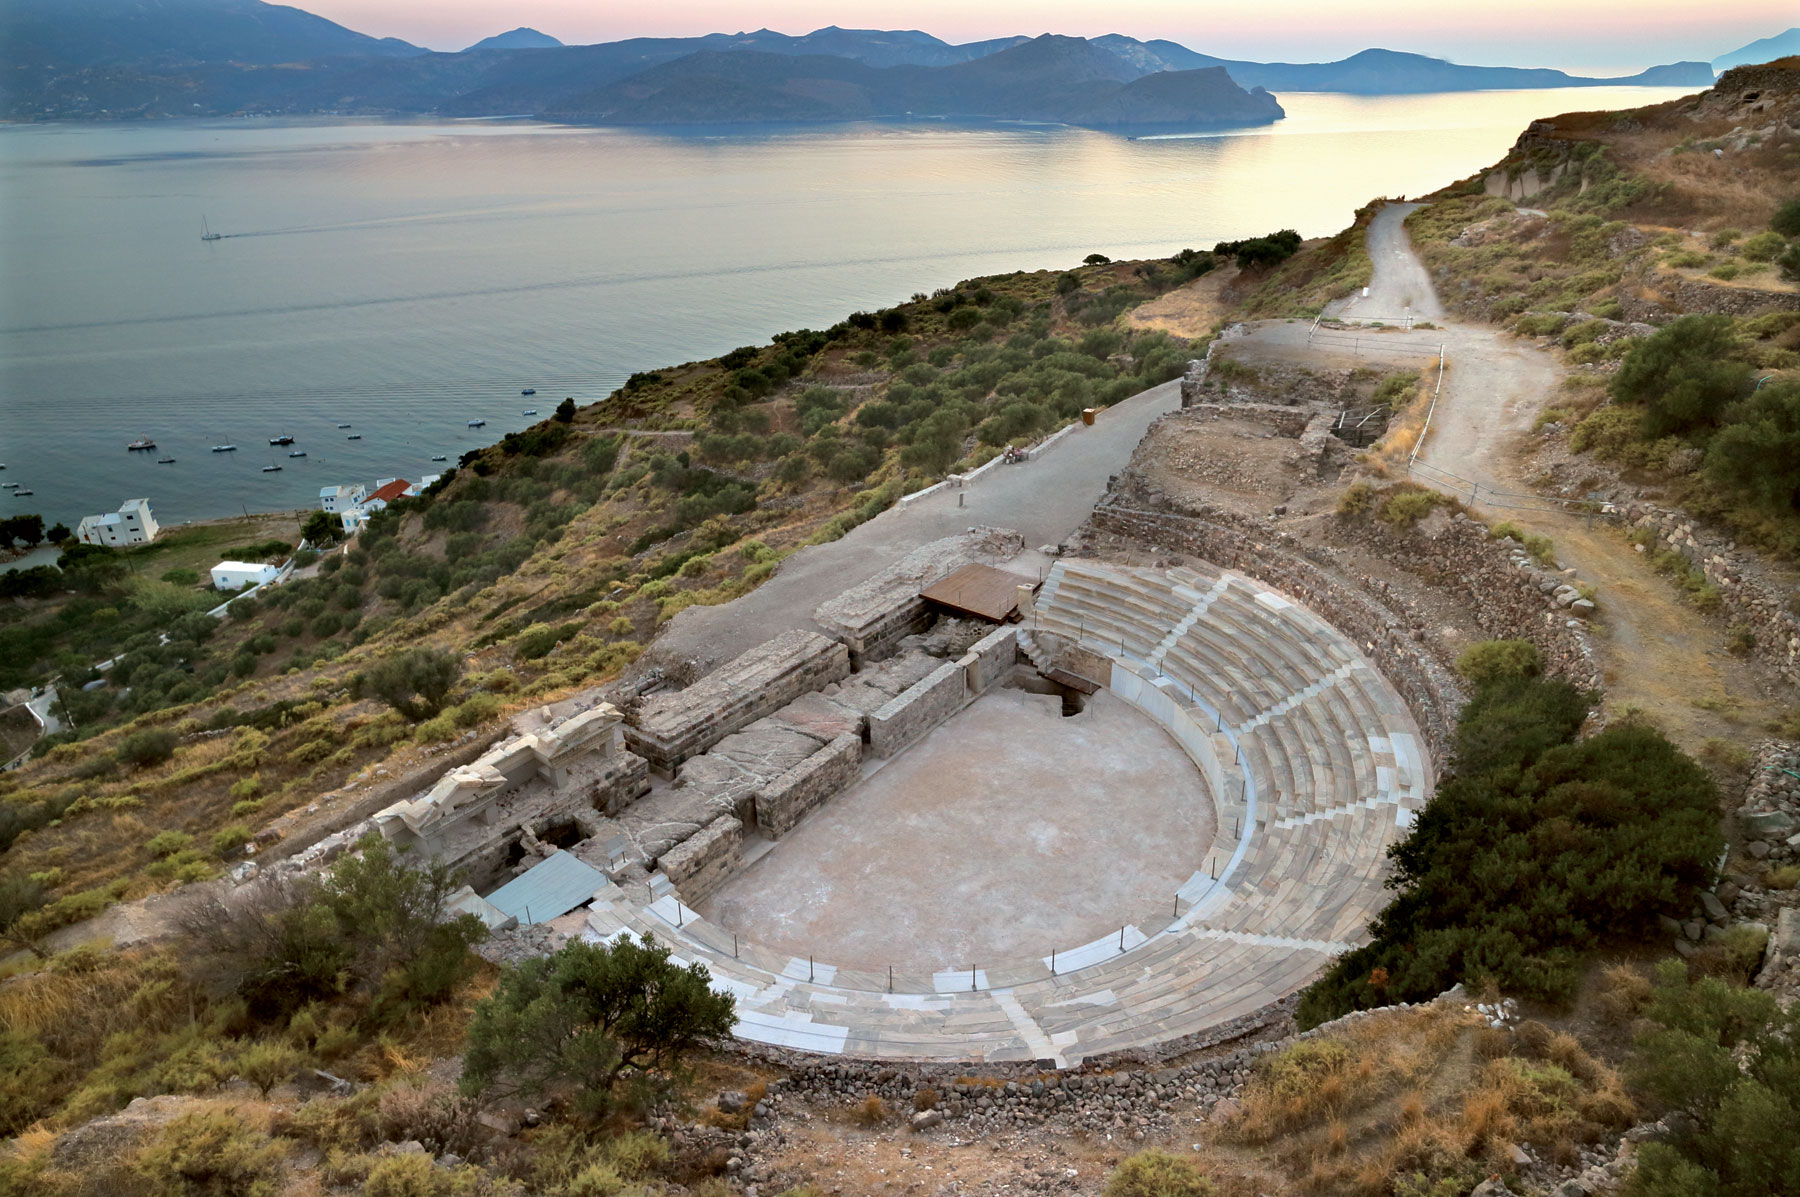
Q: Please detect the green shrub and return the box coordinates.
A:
[210,823,252,858]
[235,1038,303,1097]
[451,693,501,728]
[1298,676,1722,1026]
[133,1109,289,1197]
[1739,231,1787,262]
[117,729,178,769]
[1610,315,1750,438]
[1627,963,1800,1196]
[1380,489,1446,527]
[160,568,200,586]
[461,933,736,1118]
[145,829,194,858]
[1103,1150,1217,1197]
[187,834,485,1024]
[1454,640,1543,685]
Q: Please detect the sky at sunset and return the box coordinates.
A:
[298,1,1791,70]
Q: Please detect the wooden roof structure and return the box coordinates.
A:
[919,562,1036,623]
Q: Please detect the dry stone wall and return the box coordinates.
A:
[758,732,863,837]
[1621,502,1800,687]
[868,662,968,758]
[626,630,851,774]
[1332,510,1602,689]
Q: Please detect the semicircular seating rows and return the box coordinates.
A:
[582,559,1433,1066]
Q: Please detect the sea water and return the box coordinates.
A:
[0,86,1693,527]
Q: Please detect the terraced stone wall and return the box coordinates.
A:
[1086,503,1465,757]
[1330,511,1602,690]
[1623,503,1800,688]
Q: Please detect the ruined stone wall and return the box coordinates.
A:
[1330,511,1603,690]
[758,733,863,837]
[1086,504,1467,757]
[1622,503,1800,687]
[959,626,1019,697]
[660,815,743,904]
[815,528,1026,666]
[627,630,851,774]
[868,662,968,758]
[1179,403,1313,435]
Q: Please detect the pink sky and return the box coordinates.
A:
[301,0,1792,69]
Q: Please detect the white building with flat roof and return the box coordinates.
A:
[76,498,159,547]
[211,560,279,592]
[319,484,365,514]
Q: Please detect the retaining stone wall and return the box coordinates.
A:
[868,662,968,758]
[660,815,743,904]
[959,626,1019,697]
[1086,503,1466,757]
[758,733,863,837]
[627,630,851,774]
[1332,511,1603,690]
[1621,502,1800,687]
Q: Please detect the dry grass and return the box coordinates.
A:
[1213,1000,1636,1197]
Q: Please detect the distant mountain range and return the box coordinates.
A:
[0,0,1729,129]
[464,28,563,53]
[1712,28,1800,72]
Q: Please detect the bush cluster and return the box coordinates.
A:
[1298,671,1723,1026]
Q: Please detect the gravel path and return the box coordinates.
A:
[1330,201,1446,324]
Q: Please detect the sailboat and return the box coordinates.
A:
[201,216,222,242]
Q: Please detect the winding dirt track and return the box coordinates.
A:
[1227,203,1781,747]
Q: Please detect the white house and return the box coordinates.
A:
[211,560,279,592]
[319,484,365,515]
[76,498,159,547]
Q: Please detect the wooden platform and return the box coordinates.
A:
[919,563,1035,623]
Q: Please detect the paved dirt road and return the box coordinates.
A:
[654,378,1183,669]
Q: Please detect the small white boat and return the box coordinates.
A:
[288,450,307,458]
[262,464,282,472]
[2,482,19,489]
[337,423,352,429]
[431,454,447,462]
[347,434,362,440]
[522,409,538,416]
[12,489,33,496]
[467,419,486,428]
[211,444,237,452]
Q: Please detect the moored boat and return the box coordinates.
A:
[430,454,447,462]
[127,437,156,451]
[269,435,294,446]
[157,457,176,464]
[262,464,282,472]
[521,388,536,395]
[467,418,486,427]
[211,444,237,452]
[288,450,307,458]
[347,434,362,440]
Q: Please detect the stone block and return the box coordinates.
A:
[659,815,743,905]
[868,662,968,758]
[626,630,850,774]
[959,626,1020,697]
[1744,810,1798,839]
[758,732,863,837]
